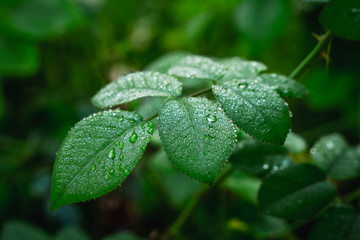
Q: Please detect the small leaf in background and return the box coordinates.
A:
[213,79,291,144]
[168,55,227,81]
[308,204,360,240]
[145,51,190,73]
[284,132,307,153]
[218,57,267,82]
[222,171,262,204]
[50,110,154,210]
[102,231,145,240]
[0,0,84,40]
[1,221,49,240]
[55,227,89,240]
[0,32,39,76]
[258,163,337,219]
[311,134,349,171]
[92,71,182,108]
[158,97,236,184]
[255,73,308,98]
[311,133,360,179]
[230,139,292,176]
[320,0,360,41]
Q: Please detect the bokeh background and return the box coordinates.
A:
[0,0,359,239]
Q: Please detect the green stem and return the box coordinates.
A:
[289,31,332,79]
[165,166,234,238]
[343,188,360,203]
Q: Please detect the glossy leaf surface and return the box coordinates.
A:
[51,110,153,210]
[158,97,236,184]
[213,79,291,144]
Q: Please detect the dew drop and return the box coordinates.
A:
[119,154,124,161]
[130,132,138,143]
[109,169,115,175]
[142,146,146,151]
[91,165,96,171]
[108,149,115,159]
[263,164,269,170]
[237,82,248,89]
[146,137,151,143]
[105,175,109,180]
[124,169,130,176]
[147,127,154,134]
[206,114,217,123]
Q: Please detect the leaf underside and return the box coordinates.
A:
[158,97,236,184]
[91,71,182,108]
[50,110,154,210]
[213,79,291,144]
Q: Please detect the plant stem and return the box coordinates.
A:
[343,188,360,203]
[165,166,234,238]
[289,31,332,79]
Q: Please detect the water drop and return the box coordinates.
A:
[109,169,115,175]
[146,137,151,143]
[237,82,248,89]
[119,154,124,161]
[263,164,269,170]
[130,132,138,143]
[108,149,115,159]
[91,165,96,171]
[124,169,130,176]
[147,127,154,134]
[105,175,109,180]
[142,146,146,151]
[326,142,334,149]
[206,114,217,123]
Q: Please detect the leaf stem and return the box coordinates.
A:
[343,188,360,203]
[289,31,332,79]
[164,166,234,238]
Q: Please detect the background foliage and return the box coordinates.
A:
[1,0,359,239]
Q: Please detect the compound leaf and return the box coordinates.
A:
[219,57,267,82]
[92,71,182,108]
[50,110,154,210]
[320,0,360,41]
[256,73,308,98]
[168,55,227,81]
[258,163,337,220]
[308,204,360,240]
[158,97,236,184]
[213,79,291,144]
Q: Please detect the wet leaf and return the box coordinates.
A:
[50,110,153,210]
[213,79,291,144]
[92,71,182,108]
[158,97,236,184]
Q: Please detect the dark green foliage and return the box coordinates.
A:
[320,0,360,41]
[258,164,337,219]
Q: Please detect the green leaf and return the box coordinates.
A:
[50,110,154,210]
[222,171,261,204]
[168,55,227,81]
[230,139,292,176]
[0,0,84,40]
[0,32,39,76]
[102,231,145,240]
[311,134,360,179]
[55,227,89,240]
[91,71,182,108]
[145,51,190,73]
[320,0,360,41]
[284,132,307,153]
[258,163,337,220]
[255,73,308,98]
[308,204,360,240]
[213,79,291,144]
[158,97,236,184]
[218,57,267,82]
[1,221,49,240]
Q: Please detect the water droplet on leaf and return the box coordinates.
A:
[130,132,138,143]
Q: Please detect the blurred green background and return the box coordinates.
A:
[0,0,359,239]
